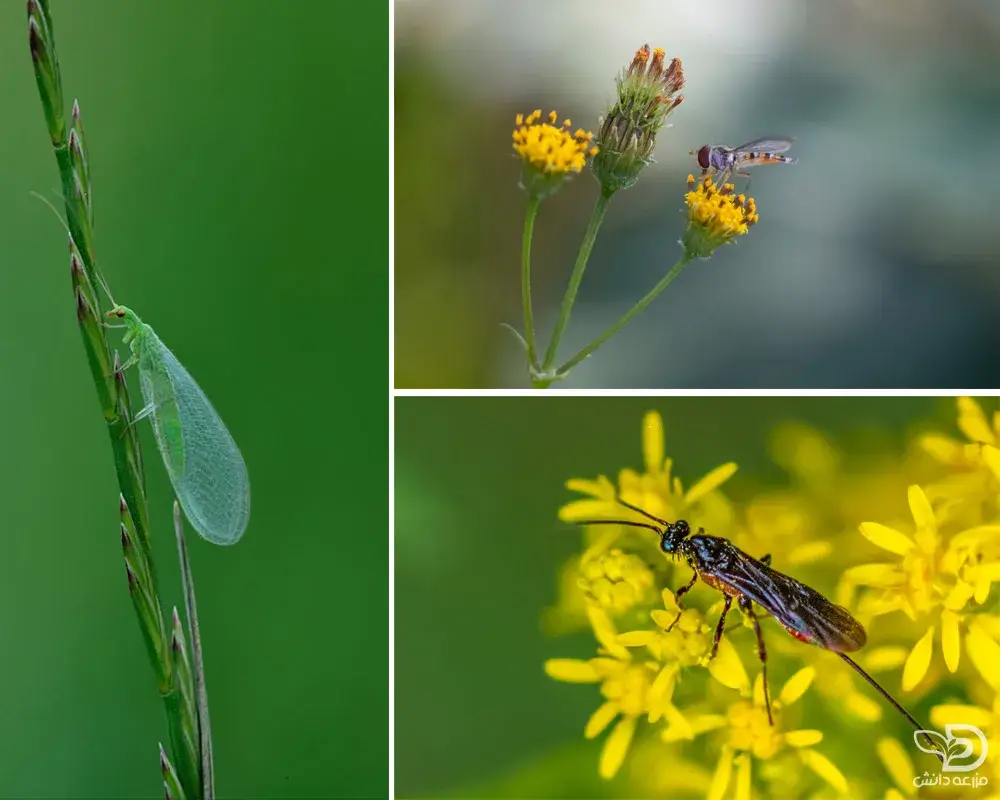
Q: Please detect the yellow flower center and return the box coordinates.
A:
[512,110,597,176]
[579,548,655,613]
[600,663,654,716]
[727,700,783,760]
[685,175,759,238]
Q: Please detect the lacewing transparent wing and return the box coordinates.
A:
[112,305,251,545]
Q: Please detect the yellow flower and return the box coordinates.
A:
[848,484,1000,690]
[620,587,750,723]
[592,44,684,194]
[544,607,657,778]
[578,547,656,614]
[681,175,759,259]
[559,409,738,549]
[674,669,849,799]
[512,109,597,197]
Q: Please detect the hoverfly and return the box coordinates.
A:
[694,137,796,185]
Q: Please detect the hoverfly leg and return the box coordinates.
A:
[740,595,773,726]
[709,594,734,660]
[666,570,699,632]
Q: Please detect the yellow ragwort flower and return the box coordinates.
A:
[544,606,659,779]
[578,547,656,614]
[618,587,750,724]
[669,669,849,799]
[559,410,738,543]
[512,109,597,197]
[847,484,1000,691]
[681,175,759,259]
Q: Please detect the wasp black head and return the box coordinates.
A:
[660,520,691,554]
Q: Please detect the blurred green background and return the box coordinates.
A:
[395,1,1000,388]
[1,2,386,797]
[394,395,979,797]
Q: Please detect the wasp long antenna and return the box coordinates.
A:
[613,497,671,526]
[29,188,117,307]
[573,518,664,536]
[837,653,943,763]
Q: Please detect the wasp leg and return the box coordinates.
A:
[740,595,773,725]
[708,594,734,660]
[666,571,699,632]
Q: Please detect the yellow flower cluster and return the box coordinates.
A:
[681,175,759,259]
[544,401,1000,799]
[512,110,597,178]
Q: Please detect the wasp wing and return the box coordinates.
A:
[704,551,866,652]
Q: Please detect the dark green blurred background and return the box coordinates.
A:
[1,2,386,797]
[395,1,1000,388]
[395,395,966,797]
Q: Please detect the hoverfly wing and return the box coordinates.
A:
[733,136,795,154]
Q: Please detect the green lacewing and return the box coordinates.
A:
[109,305,250,545]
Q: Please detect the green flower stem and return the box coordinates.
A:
[539,190,614,378]
[520,194,541,370]
[555,253,693,378]
[28,2,205,797]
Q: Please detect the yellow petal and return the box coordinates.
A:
[544,659,599,682]
[618,630,656,648]
[642,411,664,475]
[565,476,613,498]
[846,692,882,722]
[885,790,907,800]
[599,714,637,779]
[841,562,901,586]
[651,609,682,630]
[779,666,815,706]
[974,575,992,605]
[734,755,751,800]
[941,610,961,672]
[647,664,679,720]
[942,580,975,611]
[660,701,693,740]
[788,540,833,565]
[930,703,994,729]
[684,462,738,505]
[863,646,909,671]
[585,701,619,739]
[919,433,963,463]
[876,737,913,792]
[708,636,750,692]
[706,747,734,800]
[950,524,1000,548]
[957,396,994,443]
[785,729,823,747]
[559,499,615,522]
[588,606,629,661]
[983,445,1000,482]
[965,622,1000,689]
[902,626,935,691]
[799,748,848,794]
[859,522,915,556]
[908,485,937,533]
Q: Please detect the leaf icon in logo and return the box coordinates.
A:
[914,729,948,762]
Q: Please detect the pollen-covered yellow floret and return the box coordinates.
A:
[512,109,598,176]
[685,176,759,238]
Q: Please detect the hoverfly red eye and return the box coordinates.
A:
[696,145,712,169]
